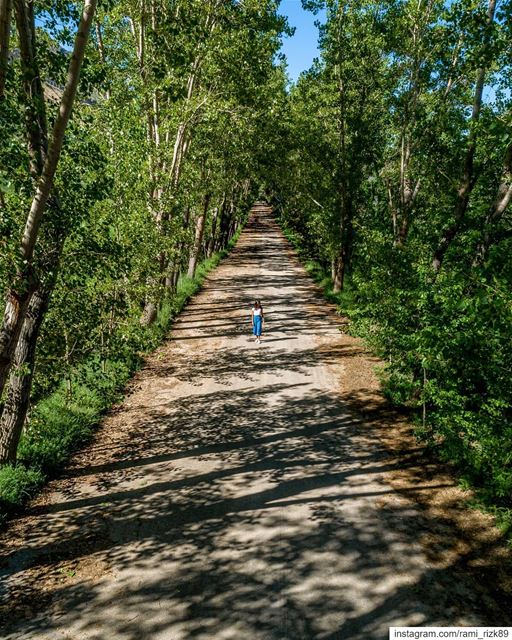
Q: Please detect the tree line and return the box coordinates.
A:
[1,0,510,516]
[271,0,512,504]
[0,0,288,483]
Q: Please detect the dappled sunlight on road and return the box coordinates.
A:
[1,205,510,639]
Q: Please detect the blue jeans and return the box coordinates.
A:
[253,316,262,336]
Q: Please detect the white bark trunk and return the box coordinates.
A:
[0,0,96,398]
[188,194,211,279]
[21,0,97,263]
[14,0,48,178]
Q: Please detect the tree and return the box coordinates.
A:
[0,0,290,466]
[0,0,97,463]
[273,0,512,501]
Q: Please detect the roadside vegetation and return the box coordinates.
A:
[271,0,512,526]
[0,0,288,518]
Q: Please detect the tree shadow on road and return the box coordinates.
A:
[2,375,511,639]
[1,210,511,639]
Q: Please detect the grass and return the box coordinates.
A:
[0,227,244,525]
[0,466,44,513]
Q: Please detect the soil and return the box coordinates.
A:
[0,204,511,639]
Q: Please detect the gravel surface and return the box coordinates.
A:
[1,204,510,639]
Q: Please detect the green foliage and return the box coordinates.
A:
[0,466,45,520]
[1,0,286,490]
[272,0,512,512]
[0,239,240,521]
[280,218,356,310]
[19,359,131,475]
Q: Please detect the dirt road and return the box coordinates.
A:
[1,205,511,639]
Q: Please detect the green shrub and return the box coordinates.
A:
[0,465,45,518]
[277,213,512,522]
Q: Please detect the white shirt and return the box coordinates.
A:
[252,308,262,316]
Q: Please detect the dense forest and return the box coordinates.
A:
[0,0,289,509]
[0,0,511,520]
[272,0,512,507]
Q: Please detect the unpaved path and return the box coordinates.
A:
[1,205,511,639]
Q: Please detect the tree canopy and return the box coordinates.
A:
[0,0,289,472]
[272,0,512,503]
[0,0,511,513]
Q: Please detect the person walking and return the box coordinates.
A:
[251,300,264,343]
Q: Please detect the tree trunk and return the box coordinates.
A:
[20,0,97,262]
[432,0,496,274]
[0,287,48,464]
[169,118,190,192]
[0,0,96,399]
[334,24,353,294]
[214,197,228,252]
[140,302,157,326]
[473,141,512,267]
[14,0,48,178]
[166,5,220,201]
[0,282,36,397]
[217,197,231,251]
[0,204,67,464]
[132,6,168,327]
[95,20,111,100]
[207,205,219,257]
[188,194,211,279]
[388,2,438,245]
[332,255,345,293]
[0,0,46,397]
[220,196,236,250]
[171,269,180,291]
[0,0,11,98]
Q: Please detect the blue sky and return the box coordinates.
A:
[278,0,326,82]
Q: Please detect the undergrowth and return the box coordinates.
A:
[0,230,242,524]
